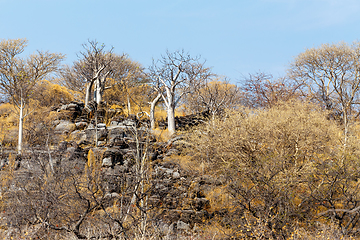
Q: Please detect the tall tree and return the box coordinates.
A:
[148,89,162,130]
[288,42,360,145]
[0,39,64,154]
[148,50,212,134]
[61,40,116,107]
[61,41,147,109]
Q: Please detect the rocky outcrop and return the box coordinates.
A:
[158,110,210,130]
[3,101,214,234]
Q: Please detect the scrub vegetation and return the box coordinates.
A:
[0,39,360,239]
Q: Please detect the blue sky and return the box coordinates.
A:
[1,0,360,83]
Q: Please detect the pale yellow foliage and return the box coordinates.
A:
[185,100,351,238]
[188,100,342,174]
[32,79,79,107]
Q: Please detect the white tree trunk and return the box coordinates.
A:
[343,107,349,150]
[167,105,176,135]
[85,81,93,107]
[95,79,102,105]
[150,93,161,130]
[18,101,24,155]
[127,95,131,115]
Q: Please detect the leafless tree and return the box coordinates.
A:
[148,49,212,134]
[288,42,360,146]
[61,40,116,107]
[241,72,302,109]
[0,39,64,154]
[62,41,148,110]
[185,77,241,118]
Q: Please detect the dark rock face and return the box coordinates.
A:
[102,147,124,167]
[55,101,85,122]
[75,121,88,130]
[158,110,210,130]
[149,158,214,230]
[107,126,127,144]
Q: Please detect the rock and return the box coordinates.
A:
[75,121,88,130]
[109,137,128,148]
[162,209,181,223]
[155,221,173,236]
[84,128,108,142]
[67,103,78,109]
[104,192,120,199]
[177,220,190,231]
[78,140,92,147]
[97,140,106,146]
[54,120,76,134]
[97,123,106,129]
[110,120,120,127]
[173,171,180,179]
[59,144,86,163]
[84,101,97,113]
[122,119,136,127]
[107,126,127,142]
[69,130,86,142]
[60,104,68,111]
[52,119,61,126]
[56,102,84,121]
[102,157,112,167]
[103,148,124,165]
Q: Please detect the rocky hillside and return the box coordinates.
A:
[0,101,222,239]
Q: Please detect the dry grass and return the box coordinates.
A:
[151,128,173,142]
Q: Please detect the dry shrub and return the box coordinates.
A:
[289,221,353,240]
[32,80,78,107]
[0,103,18,147]
[185,100,349,239]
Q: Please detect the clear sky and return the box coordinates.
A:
[1,0,360,83]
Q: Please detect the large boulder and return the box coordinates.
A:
[54,120,76,134]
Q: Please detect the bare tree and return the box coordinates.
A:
[81,40,116,106]
[0,39,64,154]
[62,41,148,109]
[241,72,302,109]
[148,50,212,134]
[288,42,360,146]
[185,77,241,118]
[61,40,116,107]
